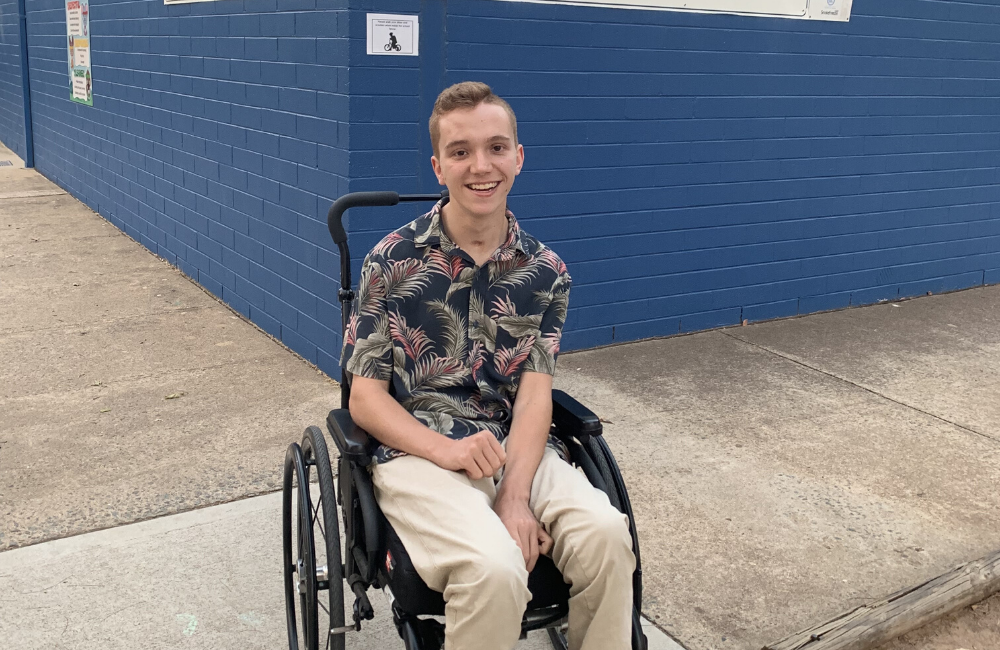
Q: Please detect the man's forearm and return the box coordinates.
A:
[349,380,446,462]
[350,376,506,479]
[497,385,552,502]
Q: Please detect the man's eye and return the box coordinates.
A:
[493,145,505,152]
[453,150,467,157]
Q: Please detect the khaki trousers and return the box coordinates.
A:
[370,445,635,650]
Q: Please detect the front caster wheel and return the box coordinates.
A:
[283,426,346,650]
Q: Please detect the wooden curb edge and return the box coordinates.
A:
[762,548,1000,650]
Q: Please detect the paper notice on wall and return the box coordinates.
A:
[367,14,418,56]
[66,0,93,106]
[493,0,850,22]
[808,0,851,21]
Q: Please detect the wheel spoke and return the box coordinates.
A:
[312,495,327,539]
[319,596,331,650]
[298,513,306,557]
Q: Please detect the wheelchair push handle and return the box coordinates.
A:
[326,190,448,245]
[327,189,448,397]
[327,191,401,245]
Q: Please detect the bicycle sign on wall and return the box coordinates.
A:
[366,14,419,56]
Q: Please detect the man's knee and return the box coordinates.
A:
[475,546,530,591]
[447,540,531,601]
[573,504,635,576]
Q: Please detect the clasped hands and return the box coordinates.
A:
[429,430,553,571]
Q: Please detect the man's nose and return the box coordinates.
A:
[469,150,491,173]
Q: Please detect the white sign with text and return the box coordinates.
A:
[500,0,851,21]
[367,14,419,56]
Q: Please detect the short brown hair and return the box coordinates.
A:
[429,81,518,157]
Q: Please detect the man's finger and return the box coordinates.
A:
[519,526,533,569]
[487,434,507,465]
[471,448,494,479]
[526,525,539,572]
[538,528,554,556]
[463,452,484,479]
[516,525,529,561]
[481,443,504,476]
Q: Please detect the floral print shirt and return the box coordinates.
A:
[341,198,572,465]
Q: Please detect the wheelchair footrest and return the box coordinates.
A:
[351,581,375,622]
[393,602,445,650]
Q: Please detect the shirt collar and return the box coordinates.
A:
[413,198,528,257]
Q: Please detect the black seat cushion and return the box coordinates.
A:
[382,518,571,616]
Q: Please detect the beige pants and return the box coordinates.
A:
[371,445,635,650]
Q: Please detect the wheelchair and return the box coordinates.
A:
[282,191,647,650]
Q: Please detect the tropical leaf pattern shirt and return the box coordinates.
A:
[341,199,572,465]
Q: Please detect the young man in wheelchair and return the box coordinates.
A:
[341,82,635,650]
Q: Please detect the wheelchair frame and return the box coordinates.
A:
[282,191,646,650]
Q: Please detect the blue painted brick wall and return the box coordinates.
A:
[349,0,1000,352]
[0,0,25,158]
[7,0,1000,368]
[20,0,349,376]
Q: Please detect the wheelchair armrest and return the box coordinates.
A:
[326,409,377,466]
[551,389,603,440]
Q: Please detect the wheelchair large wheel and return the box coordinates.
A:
[586,436,643,612]
[591,435,647,650]
[591,436,648,650]
[283,426,346,650]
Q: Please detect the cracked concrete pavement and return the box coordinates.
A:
[2,142,999,649]
[0,152,340,551]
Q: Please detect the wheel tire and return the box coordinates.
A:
[283,442,308,649]
[585,437,622,511]
[631,606,648,650]
[283,429,346,650]
[301,426,346,650]
[585,436,643,614]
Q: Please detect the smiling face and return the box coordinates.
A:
[431,102,524,223]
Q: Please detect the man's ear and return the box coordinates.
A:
[431,155,445,185]
[514,144,524,176]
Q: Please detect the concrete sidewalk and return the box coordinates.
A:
[1,146,338,551]
[0,491,676,650]
[556,293,1000,648]
[3,148,999,649]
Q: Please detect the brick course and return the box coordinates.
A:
[0,0,25,158]
[1,0,998,366]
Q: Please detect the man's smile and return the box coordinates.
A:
[431,102,524,220]
[467,181,501,193]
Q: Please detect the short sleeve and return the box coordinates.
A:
[341,254,393,381]
[523,269,571,376]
